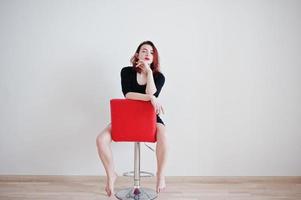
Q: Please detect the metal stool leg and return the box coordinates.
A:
[115,142,157,200]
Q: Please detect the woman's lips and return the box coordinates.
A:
[145,57,150,60]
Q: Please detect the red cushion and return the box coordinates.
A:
[110,99,157,142]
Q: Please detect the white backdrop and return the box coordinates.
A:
[0,0,300,176]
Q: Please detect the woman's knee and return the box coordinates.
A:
[96,125,111,147]
[96,133,104,146]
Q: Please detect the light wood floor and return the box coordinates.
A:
[0,176,300,200]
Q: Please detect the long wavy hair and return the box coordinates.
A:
[130,41,160,74]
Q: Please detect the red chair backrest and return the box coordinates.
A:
[110,99,157,142]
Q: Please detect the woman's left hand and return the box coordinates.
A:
[150,96,164,115]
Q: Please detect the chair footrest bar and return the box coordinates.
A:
[123,171,155,177]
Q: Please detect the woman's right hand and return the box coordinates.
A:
[150,95,164,115]
[136,60,152,74]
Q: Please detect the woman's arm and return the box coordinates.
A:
[136,60,157,95]
[126,92,164,115]
[125,92,152,101]
[145,69,157,95]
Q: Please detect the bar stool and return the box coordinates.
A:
[110,99,157,200]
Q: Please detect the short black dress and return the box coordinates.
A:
[121,66,165,125]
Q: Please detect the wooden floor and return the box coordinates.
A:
[0,176,300,200]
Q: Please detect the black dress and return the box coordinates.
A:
[121,66,165,125]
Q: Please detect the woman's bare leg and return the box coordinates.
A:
[156,123,168,193]
[96,124,117,197]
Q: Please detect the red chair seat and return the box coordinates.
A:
[110,99,157,142]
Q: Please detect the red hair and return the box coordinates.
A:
[130,41,160,74]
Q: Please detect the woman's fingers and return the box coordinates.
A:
[136,62,143,68]
[160,105,165,115]
[136,60,149,70]
[153,102,159,114]
[157,103,163,115]
[150,96,164,115]
[156,104,160,115]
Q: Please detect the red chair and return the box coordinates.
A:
[110,99,158,200]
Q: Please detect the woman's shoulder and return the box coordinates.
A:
[121,66,134,75]
[154,71,165,80]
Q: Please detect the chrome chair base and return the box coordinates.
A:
[115,187,157,200]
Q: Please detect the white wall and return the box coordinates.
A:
[0,0,300,176]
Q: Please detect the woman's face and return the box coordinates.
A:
[137,44,154,65]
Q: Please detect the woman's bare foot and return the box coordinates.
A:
[105,172,118,197]
[156,175,166,193]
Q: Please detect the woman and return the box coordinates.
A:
[96,41,168,197]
